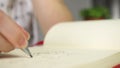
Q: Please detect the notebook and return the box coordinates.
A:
[0,19,120,68]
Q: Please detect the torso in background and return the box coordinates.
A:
[0,0,43,45]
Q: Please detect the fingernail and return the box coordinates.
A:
[18,37,27,48]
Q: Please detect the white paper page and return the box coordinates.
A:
[72,52,120,68]
[1,19,120,68]
[0,47,119,68]
[44,19,120,50]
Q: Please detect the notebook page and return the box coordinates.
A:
[1,20,120,68]
[72,52,120,68]
[44,19,120,50]
[0,46,119,68]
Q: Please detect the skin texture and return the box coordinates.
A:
[0,0,73,52]
[0,11,30,52]
[32,0,73,36]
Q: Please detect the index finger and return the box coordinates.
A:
[0,11,29,48]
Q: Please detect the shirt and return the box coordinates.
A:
[0,0,43,45]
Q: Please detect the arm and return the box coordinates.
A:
[32,0,73,35]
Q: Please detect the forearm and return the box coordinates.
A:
[32,0,73,35]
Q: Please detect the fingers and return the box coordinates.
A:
[0,11,30,49]
[0,18,27,48]
[14,22,30,40]
[0,34,14,52]
[7,14,30,41]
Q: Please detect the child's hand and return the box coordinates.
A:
[0,11,30,52]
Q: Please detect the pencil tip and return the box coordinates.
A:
[21,47,33,58]
[30,54,33,58]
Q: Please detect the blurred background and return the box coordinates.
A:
[64,0,119,20]
[30,0,120,45]
[1,0,119,45]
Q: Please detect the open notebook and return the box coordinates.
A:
[0,19,120,68]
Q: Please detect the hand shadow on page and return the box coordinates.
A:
[0,54,26,59]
